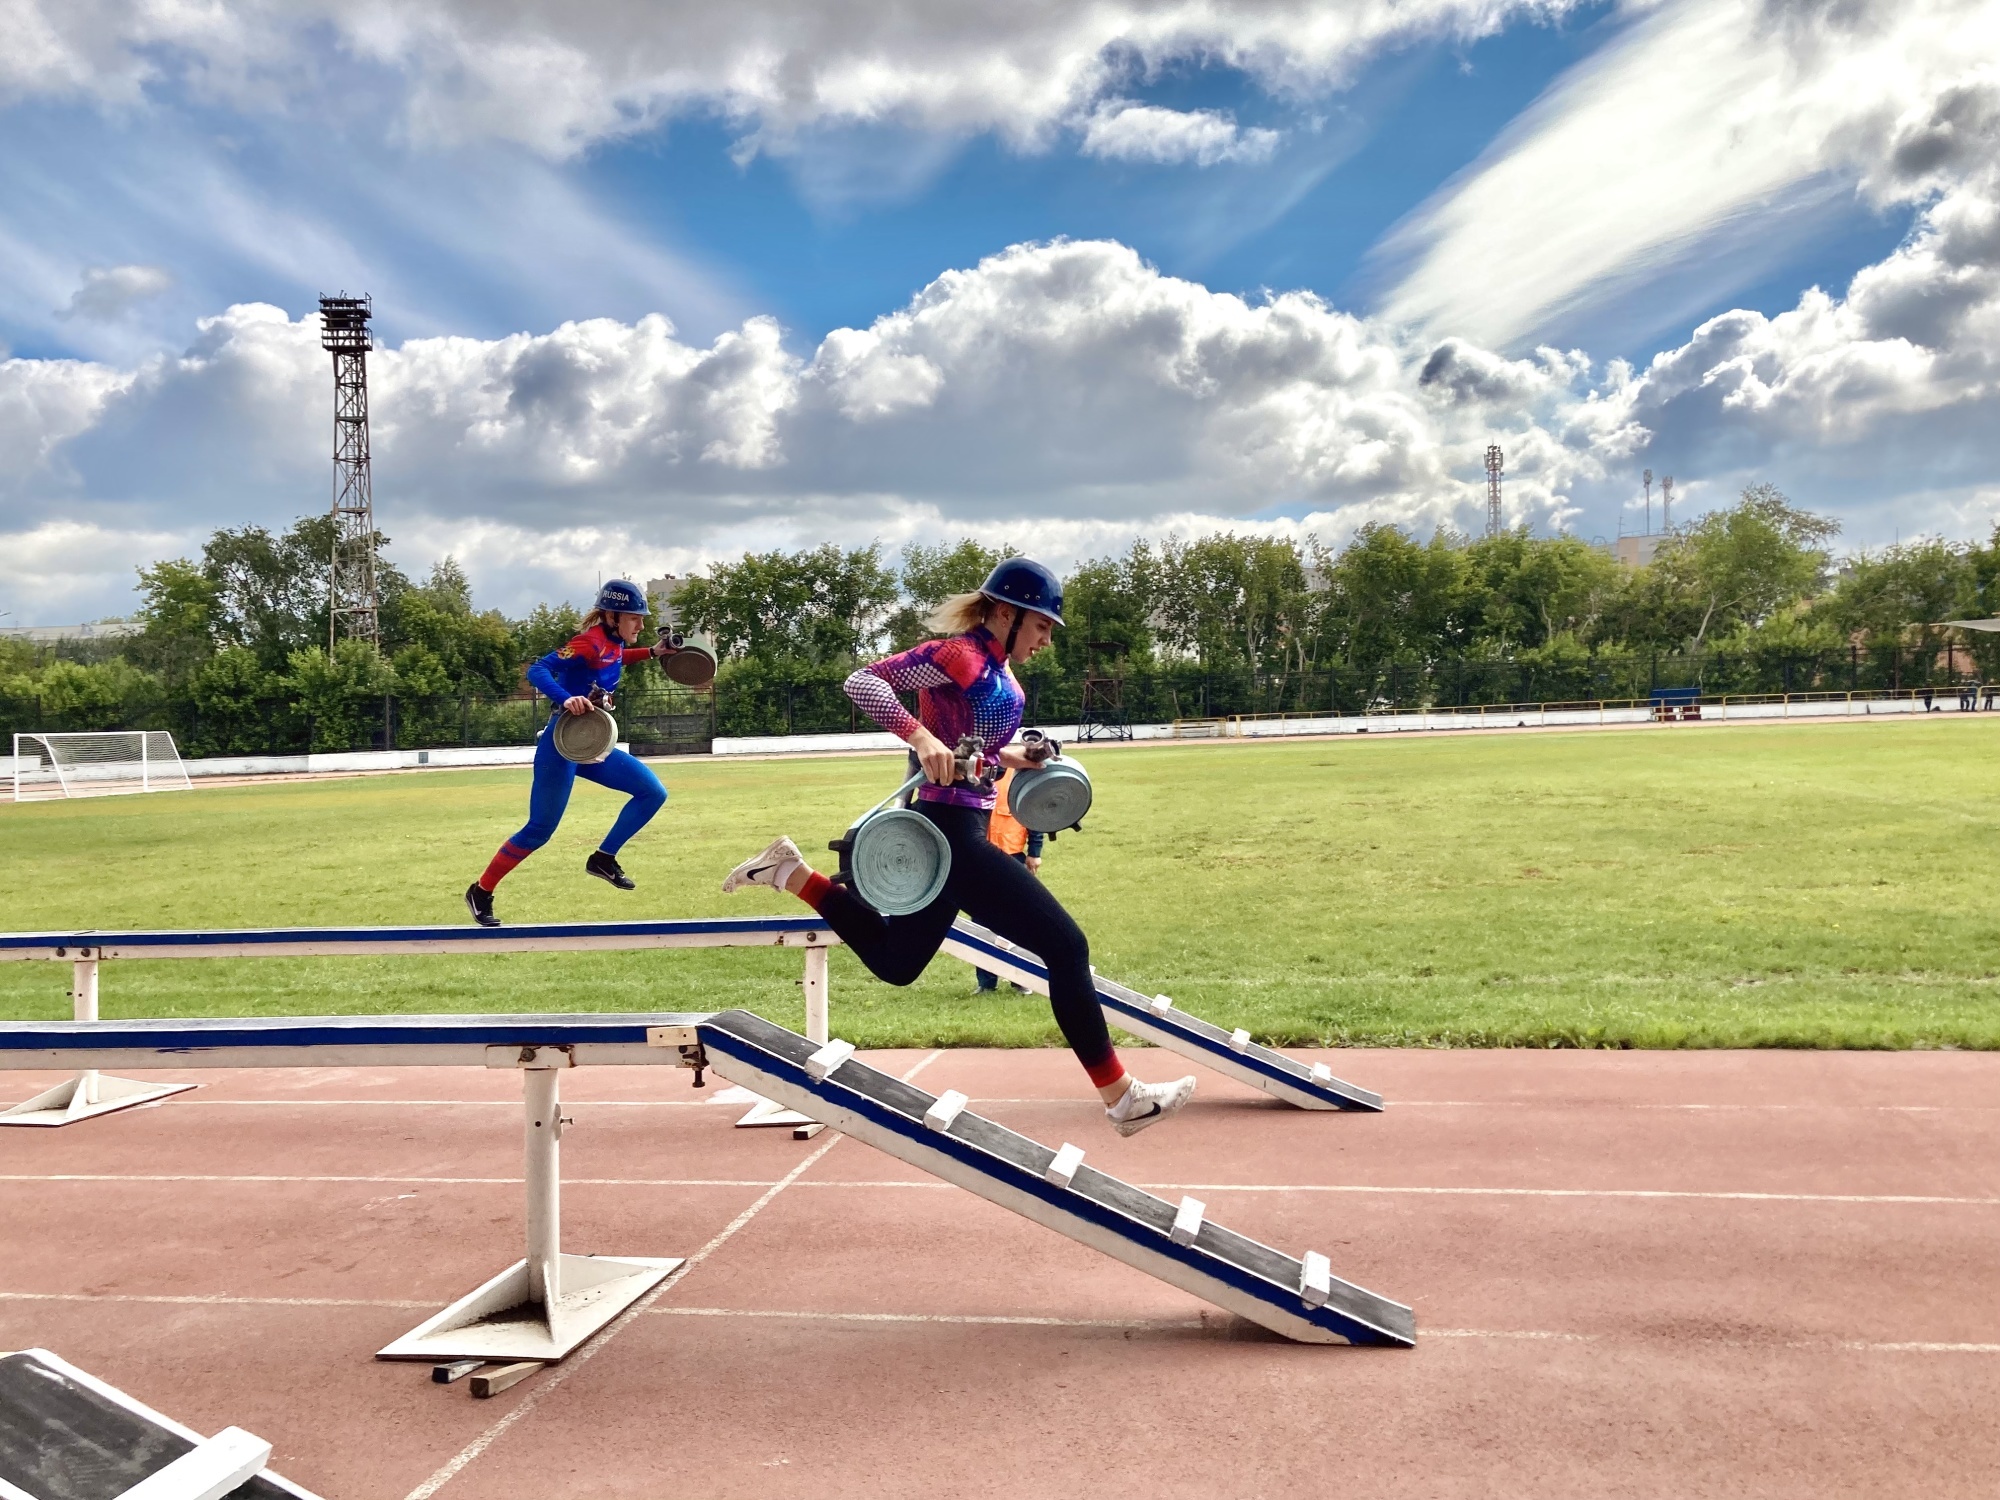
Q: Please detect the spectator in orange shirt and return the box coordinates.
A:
[977,765,1046,992]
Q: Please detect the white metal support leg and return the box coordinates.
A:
[0,953,195,1127]
[733,943,831,1136]
[379,1049,682,1362]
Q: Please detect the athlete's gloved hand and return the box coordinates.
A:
[563,695,593,716]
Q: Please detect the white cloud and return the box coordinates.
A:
[1079,101,1283,166]
[3,0,1579,160]
[56,263,172,322]
[1377,0,2000,349]
[0,519,192,624]
[6,184,2000,625]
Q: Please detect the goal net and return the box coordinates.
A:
[11,731,193,802]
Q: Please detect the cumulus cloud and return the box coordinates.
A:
[8,178,2000,624]
[2,0,1578,159]
[2,239,1582,618]
[56,263,172,322]
[0,519,192,623]
[1079,101,1282,166]
[1378,0,2000,349]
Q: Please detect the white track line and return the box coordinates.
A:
[963,1097,1999,1113]
[1149,1184,2000,1205]
[0,1291,431,1308]
[400,1048,944,1500]
[10,1173,1995,1207]
[652,1306,1213,1331]
[8,1291,1993,1357]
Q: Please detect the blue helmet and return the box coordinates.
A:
[595,579,650,616]
[979,558,1064,626]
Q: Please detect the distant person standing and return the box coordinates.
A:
[977,766,1046,993]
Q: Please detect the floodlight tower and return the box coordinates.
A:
[1660,475,1674,532]
[320,293,379,652]
[1484,445,1505,537]
[1642,468,1653,534]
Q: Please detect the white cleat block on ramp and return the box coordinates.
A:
[1149,994,1174,1015]
[1230,1028,1251,1051]
[923,1089,969,1131]
[1171,1196,1206,1247]
[1045,1142,1085,1188]
[805,1038,855,1082]
[1300,1251,1332,1308]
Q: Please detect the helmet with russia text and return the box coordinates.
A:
[978,558,1063,626]
[594,579,650,615]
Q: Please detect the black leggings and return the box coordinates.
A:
[812,801,1117,1079]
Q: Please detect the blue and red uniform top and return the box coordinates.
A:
[526,625,653,707]
[844,626,1024,810]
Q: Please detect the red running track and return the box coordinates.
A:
[2,1047,1998,1498]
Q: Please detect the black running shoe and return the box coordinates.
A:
[465,882,500,927]
[586,850,635,890]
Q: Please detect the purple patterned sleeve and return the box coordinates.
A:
[845,643,953,739]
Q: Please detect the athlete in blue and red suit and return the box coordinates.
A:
[721,559,1197,1138]
[464,580,671,927]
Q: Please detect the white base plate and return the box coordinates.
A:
[376,1253,682,1362]
[734,1094,817,1130]
[0,1073,196,1127]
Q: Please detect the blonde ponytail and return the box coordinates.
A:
[925,591,992,636]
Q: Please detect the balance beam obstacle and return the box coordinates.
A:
[0,917,1382,1126]
[0,1013,1415,1351]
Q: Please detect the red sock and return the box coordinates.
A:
[1085,1056,1128,1090]
[798,871,832,910]
[479,841,531,892]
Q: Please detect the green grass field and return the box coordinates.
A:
[4,718,1997,1049]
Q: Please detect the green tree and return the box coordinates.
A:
[1462,531,1625,650]
[1152,534,1310,674]
[1318,526,1472,677]
[678,544,898,665]
[186,646,286,755]
[132,557,221,686]
[1656,484,1839,650]
[1826,538,1974,687]
[284,639,397,751]
[1051,546,1157,677]
[515,602,585,668]
[382,558,518,695]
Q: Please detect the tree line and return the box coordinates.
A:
[7,487,1999,754]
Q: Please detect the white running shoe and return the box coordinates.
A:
[1106,1074,1196,1138]
[722,835,806,895]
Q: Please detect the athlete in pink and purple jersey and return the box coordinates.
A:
[721,559,1196,1139]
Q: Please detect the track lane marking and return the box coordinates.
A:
[399,1048,945,1500]
[0,1291,432,1308]
[9,1173,1996,1206]
[9,1291,1999,1357]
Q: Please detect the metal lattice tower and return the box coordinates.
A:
[1660,474,1674,532]
[320,294,379,651]
[1484,445,1504,537]
[1077,641,1133,742]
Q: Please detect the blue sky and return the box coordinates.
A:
[1,0,1994,620]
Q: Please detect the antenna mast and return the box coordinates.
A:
[1660,475,1674,532]
[320,294,379,652]
[1642,469,1653,534]
[1484,445,1505,537]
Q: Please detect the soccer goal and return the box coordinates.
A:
[11,731,193,801]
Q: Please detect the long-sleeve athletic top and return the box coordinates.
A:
[844,626,1024,810]
[525,625,654,706]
